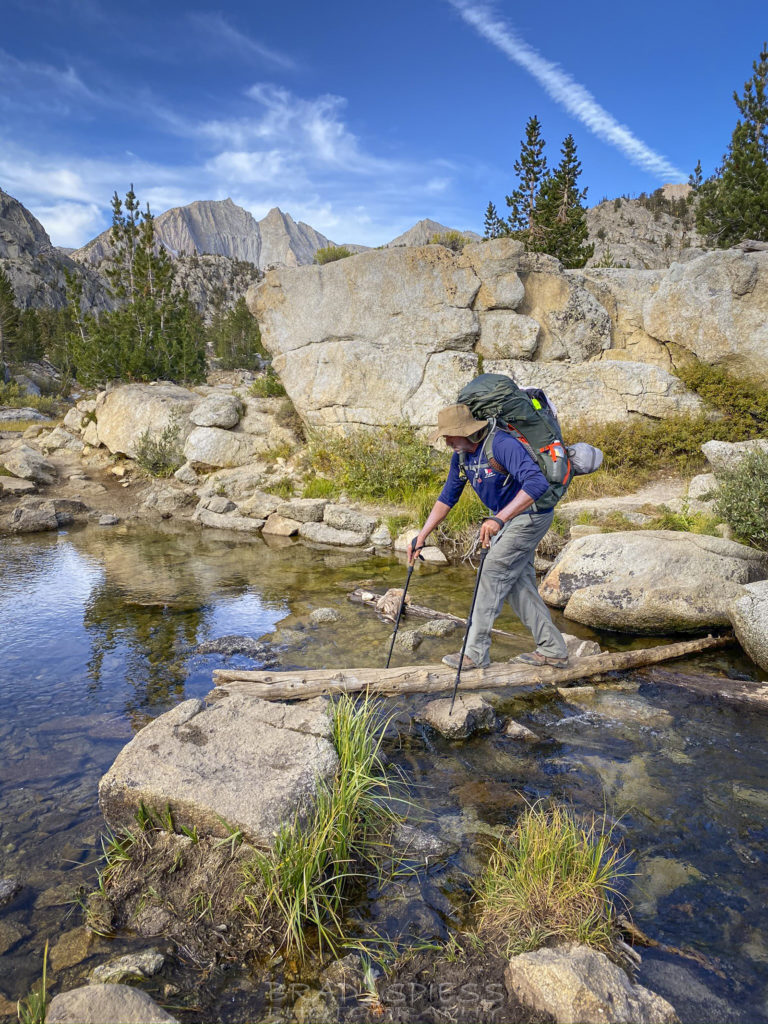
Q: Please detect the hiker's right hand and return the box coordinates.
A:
[408,538,425,565]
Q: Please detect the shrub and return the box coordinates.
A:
[714,449,768,549]
[0,380,58,415]
[134,412,184,477]
[314,245,352,265]
[249,368,286,397]
[308,422,446,502]
[474,802,627,957]
[428,230,470,252]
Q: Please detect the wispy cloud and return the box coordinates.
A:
[448,1,684,180]
[189,13,295,70]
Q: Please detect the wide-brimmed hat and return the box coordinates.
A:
[429,404,488,444]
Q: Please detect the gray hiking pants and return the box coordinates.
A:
[464,510,567,667]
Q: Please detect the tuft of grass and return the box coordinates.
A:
[266,478,294,500]
[642,502,720,536]
[474,801,628,958]
[16,941,49,1024]
[0,419,42,433]
[302,475,338,499]
[242,693,404,958]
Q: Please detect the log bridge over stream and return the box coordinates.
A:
[210,587,768,710]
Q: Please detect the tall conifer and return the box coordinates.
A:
[505,115,548,247]
[0,266,20,377]
[696,43,768,245]
[536,134,594,268]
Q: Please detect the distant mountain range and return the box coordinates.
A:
[0,185,702,316]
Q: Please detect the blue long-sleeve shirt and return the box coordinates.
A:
[437,430,550,514]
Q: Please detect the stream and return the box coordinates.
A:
[1,522,767,1023]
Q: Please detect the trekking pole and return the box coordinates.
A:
[449,545,489,715]
[385,544,424,668]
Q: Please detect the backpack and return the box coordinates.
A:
[457,373,572,510]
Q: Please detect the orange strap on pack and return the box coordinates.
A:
[539,442,562,464]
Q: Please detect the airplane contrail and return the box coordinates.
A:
[448,0,685,180]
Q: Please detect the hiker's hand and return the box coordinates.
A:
[480,518,502,548]
[408,538,425,565]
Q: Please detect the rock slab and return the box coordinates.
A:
[504,943,678,1024]
[729,580,768,671]
[46,984,178,1023]
[99,695,337,848]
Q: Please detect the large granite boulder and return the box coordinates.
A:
[541,531,768,633]
[183,426,253,469]
[578,268,669,367]
[643,250,768,381]
[99,695,337,848]
[95,384,197,459]
[486,359,703,428]
[189,393,242,428]
[46,984,177,1024]
[728,580,768,671]
[504,943,678,1023]
[0,444,57,484]
[701,438,768,476]
[250,244,481,430]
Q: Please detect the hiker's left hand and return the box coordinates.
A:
[480,518,502,548]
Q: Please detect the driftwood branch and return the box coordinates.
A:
[211,634,733,702]
[347,587,521,640]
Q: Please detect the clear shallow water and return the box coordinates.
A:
[0,523,767,1023]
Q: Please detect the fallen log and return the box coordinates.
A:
[211,634,733,702]
[347,587,522,641]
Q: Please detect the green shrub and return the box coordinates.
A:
[643,501,720,536]
[314,245,352,265]
[474,802,627,957]
[714,449,768,549]
[308,422,446,502]
[428,230,469,252]
[249,368,286,397]
[134,412,184,477]
[0,380,58,415]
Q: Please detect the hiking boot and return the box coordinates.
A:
[511,651,569,668]
[442,652,480,670]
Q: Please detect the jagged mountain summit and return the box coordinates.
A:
[386,218,482,248]
[73,199,341,272]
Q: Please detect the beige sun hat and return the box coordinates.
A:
[429,404,488,444]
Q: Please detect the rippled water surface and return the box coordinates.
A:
[1,523,767,1023]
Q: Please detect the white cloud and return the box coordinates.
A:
[32,201,104,248]
[189,13,295,70]
[448,1,685,180]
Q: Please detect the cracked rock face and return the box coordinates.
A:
[95,384,197,459]
[98,695,338,847]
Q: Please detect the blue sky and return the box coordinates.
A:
[1,0,765,248]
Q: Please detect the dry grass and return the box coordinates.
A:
[474,802,629,958]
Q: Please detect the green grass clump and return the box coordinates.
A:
[250,368,286,397]
[243,694,403,958]
[16,941,49,1024]
[314,245,352,264]
[714,448,768,549]
[474,802,628,958]
[643,502,720,536]
[309,422,446,502]
[302,475,337,499]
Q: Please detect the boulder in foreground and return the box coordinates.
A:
[99,695,337,848]
[729,580,768,671]
[504,943,678,1024]
[46,983,177,1024]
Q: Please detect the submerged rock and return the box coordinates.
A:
[46,984,178,1024]
[417,695,498,740]
[99,695,338,848]
[0,877,21,906]
[504,943,678,1023]
[416,618,459,638]
[90,949,165,985]
[195,636,276,662]
[309,607,340,625]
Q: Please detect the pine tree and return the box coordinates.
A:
[483,201,509,239]
[695,43,768,245]
[209,297,266,370]
[65,186,206,385]
[536,134,594,268]
[505,115,548,247]
[0,266,20,378]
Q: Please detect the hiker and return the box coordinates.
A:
[408,403,569,670]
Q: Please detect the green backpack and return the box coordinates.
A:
[457,373,572,510]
